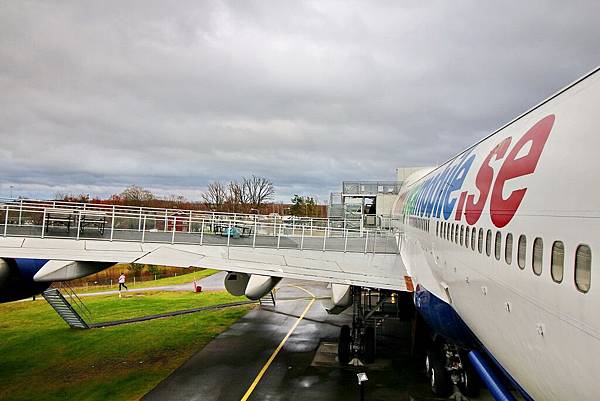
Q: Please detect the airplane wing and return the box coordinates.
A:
[0,236,410,292]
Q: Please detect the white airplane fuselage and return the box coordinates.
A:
[394,67,600,400]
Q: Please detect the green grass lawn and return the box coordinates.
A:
[0,290,253,401]
[72,269,220,294]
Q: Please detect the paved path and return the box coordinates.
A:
[76,271,227,297]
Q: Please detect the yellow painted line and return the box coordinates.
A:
[240,291,315,401]
[290,284,316,299]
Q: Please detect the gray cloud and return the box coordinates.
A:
[1,1,598,201]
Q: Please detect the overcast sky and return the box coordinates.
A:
[1,1,598,202]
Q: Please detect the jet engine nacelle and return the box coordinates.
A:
[224,272,281,300]
[0,258,51,303]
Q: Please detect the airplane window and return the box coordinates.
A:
[460,225,464,246]
[486,229,492,256]
[505,233,513,265]
[455,225,459,244]
[575,244,591,293]
[436,221,439,236]
[446,223,450,240]
[495,231,502,260]
[451,224,455,242]
[518,235,527,269]
[551,241,564,283]
[471,227,476,251]
[478,228,483,253]
[465,226,470,248]
[532,237,543,276]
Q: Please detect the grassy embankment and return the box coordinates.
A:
[72,269,220,294]
[0,290,252,401]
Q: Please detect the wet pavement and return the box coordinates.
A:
[143,280,494,401]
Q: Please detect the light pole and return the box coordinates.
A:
[9,185,14,198]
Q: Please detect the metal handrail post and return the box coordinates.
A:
[344,228,348,252]
[252,219,257,248]
[110,207,115,241]
[4,205,9,237]
[18,199,22,226]
[141,215,147,243]
[163,209,168,232]
[277,223,282,249]
[373,230,377,254]
[76,212,81,240]
[364,230,369,254]
[138,207,142,231]
[188,210,192,232]
[322,226,328,251]
[226,221,232,259]
[200,219,205,245]
[310,218,313,236]
[41,208,47,238]
[292,217,295,237]
[171,216,177,244]
[301,226,305,250]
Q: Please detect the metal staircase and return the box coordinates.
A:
[42,285,92,329]
[259,291,277,308]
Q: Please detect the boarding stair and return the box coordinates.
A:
[259,291,277,308]
[42,285,92,329]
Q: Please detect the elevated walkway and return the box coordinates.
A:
[0,199,410,292]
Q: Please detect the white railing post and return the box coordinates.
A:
[364,230,369,254]
[292,217,295,237]
[252,219,257,248]
[141,215,147,243]
[18,199,23,226]
[344,228,348,252]
[76,212,81,240]
[138,207,142,231]
[4,205,9,237]
[110,207,115,241]
[310,218,313,236]
[226,221,232,259]
[277,223,282,249]
[164,209,168,232]
[360,216,364,237]
[188,210,192,232]
[41,208,46,239]
[322,226,328,251]
[373,230,377,254]
[301,226,305,250]
[171,216,177,244]
[200,219,205,245]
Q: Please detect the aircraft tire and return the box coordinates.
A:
[338,325,351,365]
[430,353,451,396]
[459,357,481,397]
[362,326,376,363]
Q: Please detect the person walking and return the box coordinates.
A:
[118,272,128,292]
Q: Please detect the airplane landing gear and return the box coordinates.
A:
[338,287,388,365]
[424,343,481,398]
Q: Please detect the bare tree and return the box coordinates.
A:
[226,180,247,212]
[243,175,274,208]
[120,185,155,206]
[202,181,227,209]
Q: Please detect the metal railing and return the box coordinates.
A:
[342,181,402,195]
[0,199,402,254]
[59,281,93,322]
